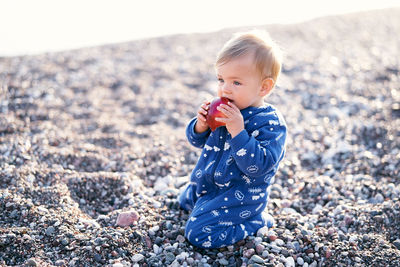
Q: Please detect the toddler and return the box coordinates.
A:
[179,30,287,248]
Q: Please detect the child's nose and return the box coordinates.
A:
[222,83,231,93]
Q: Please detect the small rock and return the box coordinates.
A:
[219,258,229,265]
[250,255,265,264]
[165,252,175,263]
[153,244,161,254]
[275,238,284,246]
[26,258,38,266]
[176,251,189,262]
[285,256,295,267]
[45,226,55,236]
[111,251,119,257]
[176,234,186,243]
[244,248,255,258]
[94,254,102,263]
[256,244,265,254]
[55,260,65,266]
[262,250,269,258]
[187,257,195,265]
[268,230,277,241]
[257,226,269,237]
[23,234,32,240]
[131,253,145,263]
[393,239,400,250]
[297,257,304,265]
[116,209,139,227]
[325,249,332,259]
[312,204,323,214]
[327,227,336,236]
[374,193,384,203]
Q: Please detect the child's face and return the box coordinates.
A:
[216,53,265,110]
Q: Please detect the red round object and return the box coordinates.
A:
[206,97,229,131]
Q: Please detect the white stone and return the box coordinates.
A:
[312,204,323,214]
[131,254,144,263]
[256,226,269,237]
[285,256,295,267]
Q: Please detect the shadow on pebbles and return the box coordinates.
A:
[1,8,400,267]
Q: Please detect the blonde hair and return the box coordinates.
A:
[215,30,282,86]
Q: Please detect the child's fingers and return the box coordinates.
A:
[197,109,207,121]
[198,107,208,116]
[217,104,234,116]
[227,101,240,112]
[215,117,228,123]
[201,103,209,111]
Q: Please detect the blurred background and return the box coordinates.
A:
[1,0,399,57]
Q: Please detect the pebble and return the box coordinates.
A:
[257,226,269,237]
[268,230,278,241]
[26,259,37,266]
[176,234,186,243]
[297,257,305,265]
[250,255,265,264]
[285,257,295,267]
[262,250,269,258]
[255,244,265,254]
[219,258,229,265]
[55,260,65,266]
[393,239,400,250]
[131,254,144,263]
[45,226,55,236]
[165,252,175,263]
[115,209,139,227]
[93,254,102,263]
[244,248,255,258]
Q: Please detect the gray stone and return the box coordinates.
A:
[219,258,229,265]
[26,259,37,266]
[250,255,265,264]
[45,226,55,236]
[132,253,145,263]
[393,239,400,250]
[165,252,175,264]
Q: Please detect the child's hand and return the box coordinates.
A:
[215,101,244,138]
[195,101,210,133]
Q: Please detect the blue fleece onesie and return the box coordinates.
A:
[179,104,287,248]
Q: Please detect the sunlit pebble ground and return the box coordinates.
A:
[0,8,400,267]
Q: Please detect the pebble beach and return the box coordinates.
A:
[1,7,400,267]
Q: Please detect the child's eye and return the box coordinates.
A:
[218,78,224,83]
[234,81,241,86]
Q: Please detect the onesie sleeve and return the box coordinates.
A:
[186,117,211,149]
[229,118,287,177]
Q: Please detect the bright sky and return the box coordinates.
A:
[0,0,399,56]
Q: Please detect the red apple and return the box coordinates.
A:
[206,97,229,131]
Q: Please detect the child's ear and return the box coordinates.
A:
[260,78,274,97]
